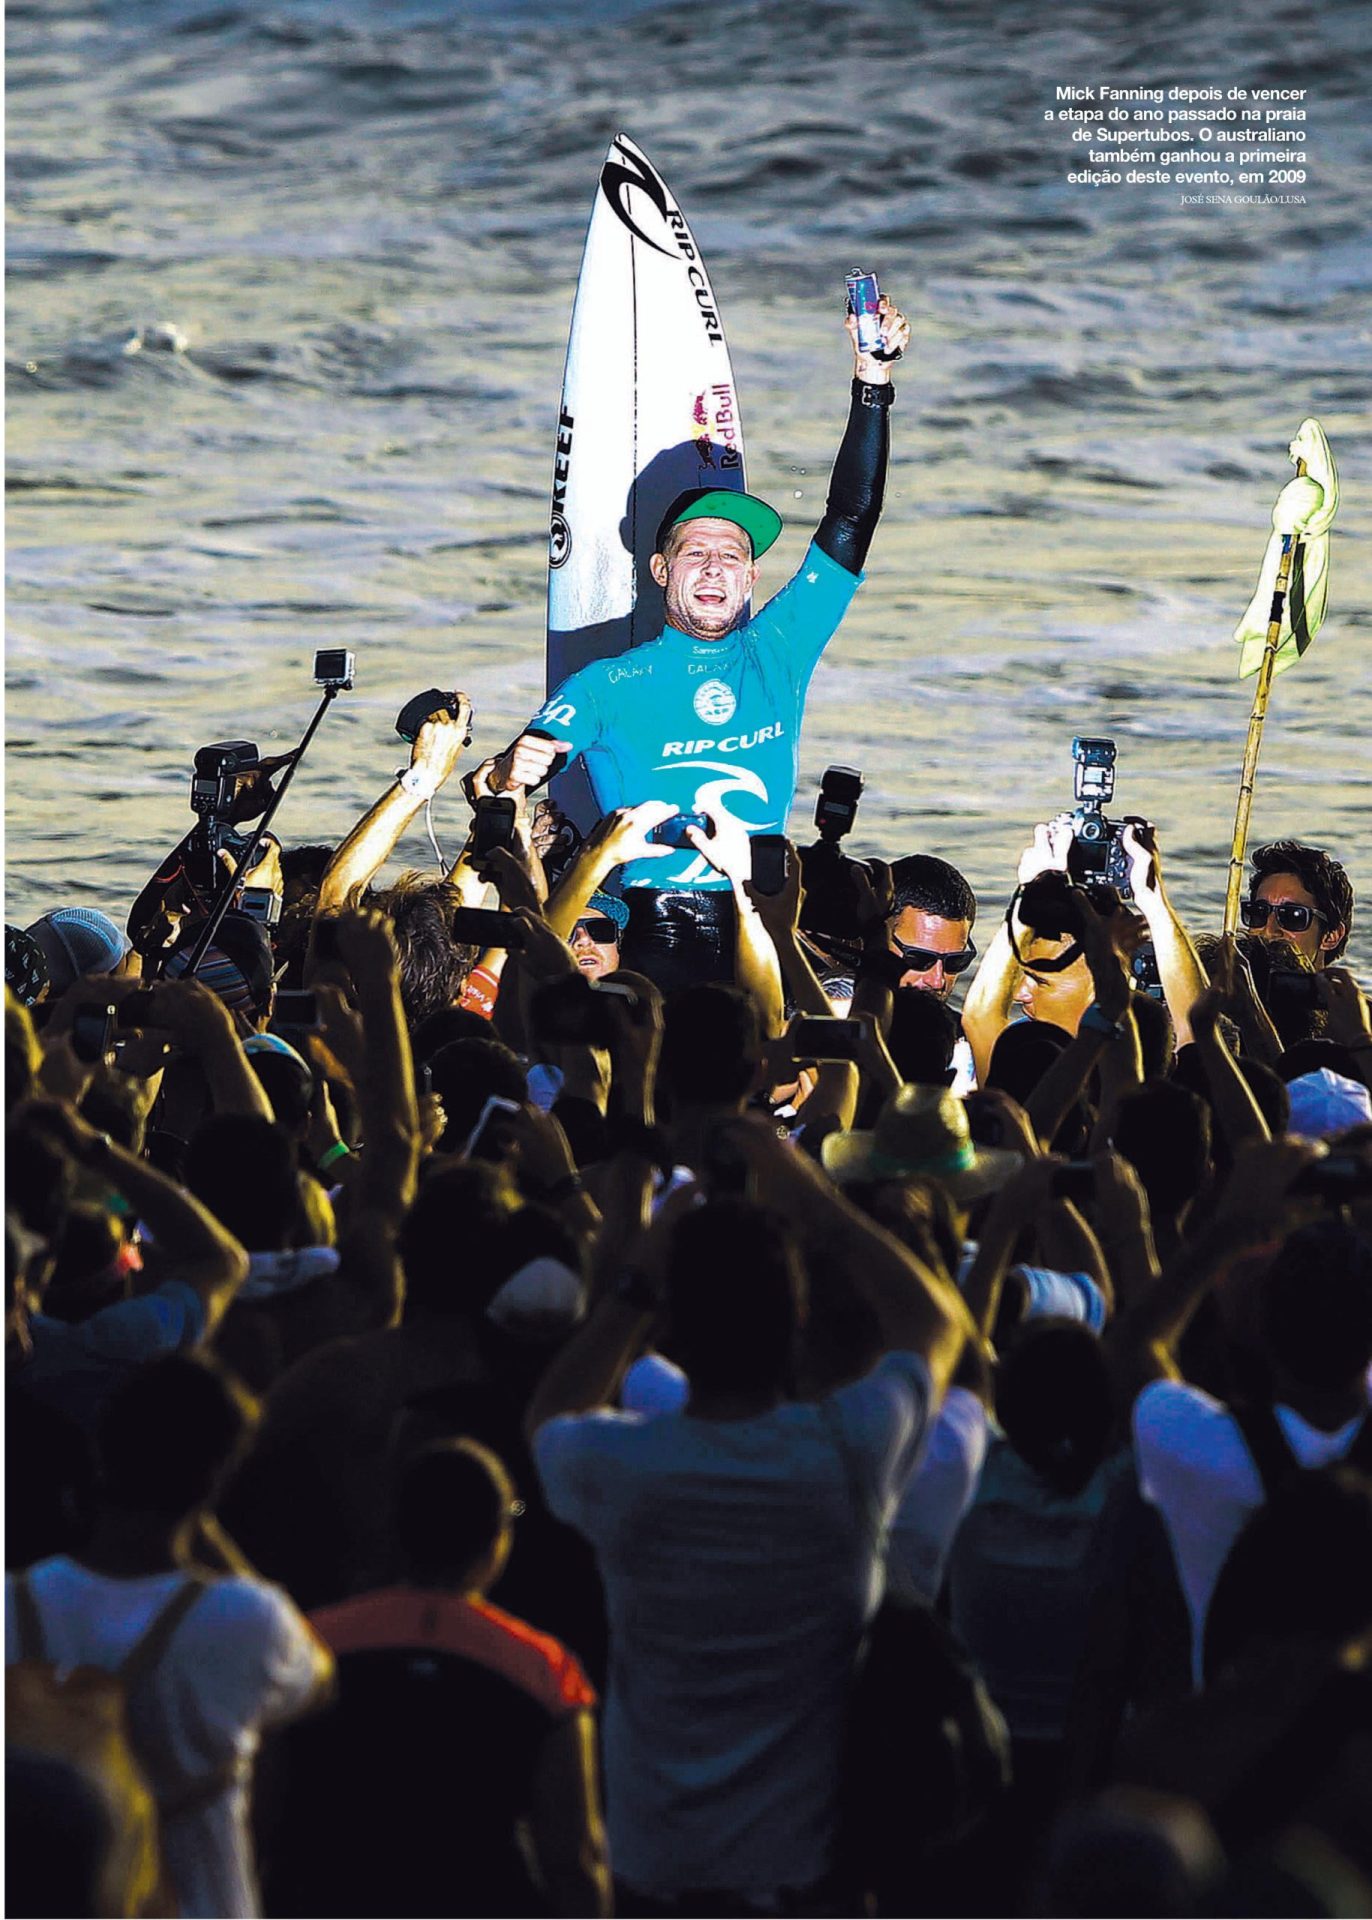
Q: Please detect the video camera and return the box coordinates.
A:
[1064,737,1151,899]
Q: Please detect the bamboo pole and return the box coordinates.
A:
[1222,460,1306,935]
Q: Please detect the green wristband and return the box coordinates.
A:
[317,1140,352,1173]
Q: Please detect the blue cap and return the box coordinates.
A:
[583,891,629,935]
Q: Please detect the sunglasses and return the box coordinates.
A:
[1239,899,1326,934]
[889,936,977,976]
[573,917,620,944]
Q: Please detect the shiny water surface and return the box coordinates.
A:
[7,0,1371,967]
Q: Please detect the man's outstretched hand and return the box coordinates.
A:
[487,732,573,796]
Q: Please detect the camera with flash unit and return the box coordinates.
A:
[1065,737,1150,899]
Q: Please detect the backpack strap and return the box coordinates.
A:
[12,1571,48,1664]
[119,1577,240,1822]
[117,1576,210,1692]
[1229,1401,1300,1499]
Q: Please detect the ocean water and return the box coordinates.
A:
[7,0,1371,967]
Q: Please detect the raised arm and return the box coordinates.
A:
[732,1114,975,1400]
[815,294,911,574]
[1121,824,1208,1051]
[542,802,677,941]
[25,1100,248,1335]
[1188,944,1272,1155]
[316,701,472,914]
[1105,1137,1316,1401]
[682,807,784,1037]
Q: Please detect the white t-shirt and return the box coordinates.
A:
[5,1560,323,1919]
[886,1385,990,1607]
[534,1350,933,1899]
[1133,1379,1370,1682]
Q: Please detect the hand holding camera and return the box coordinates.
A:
[584,799,679,868]
[401,694,473,794]
[682,801,750,886]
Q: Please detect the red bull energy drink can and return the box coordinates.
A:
[846,269,883,355]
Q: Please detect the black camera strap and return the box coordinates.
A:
[1004,884,1085,975]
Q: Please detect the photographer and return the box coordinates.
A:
[127,747,293,964]
[962,819,1204,1086]
[962,821,1094,1086]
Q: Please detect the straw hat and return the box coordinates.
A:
[821,1084,1021,1202]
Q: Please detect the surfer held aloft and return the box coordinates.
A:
[493,292,912,991]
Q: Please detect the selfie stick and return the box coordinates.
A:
[1221,457,1306,938]
[181,679,346,979]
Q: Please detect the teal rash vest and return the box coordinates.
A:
[526,540,862,892]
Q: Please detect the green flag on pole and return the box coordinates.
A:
[1234,417,1339,678]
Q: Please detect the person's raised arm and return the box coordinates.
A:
[1105,1136,1317,1403]
[729,1113,975,1401]
[24,1099,248,1335]
[331,908,420,1223]
[523,1161,687,1443]
[315,701,472,915]
[1121,824,1207,1051]
[139,978,276,1122]
[682,806,784,1037]
[542,801,678,941]
[814,294,911,574]
[1024,898,1136,1148]
[1188,944,1271,1155]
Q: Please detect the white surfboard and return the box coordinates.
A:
[546,132,749,712]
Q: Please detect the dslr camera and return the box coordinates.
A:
[186,741,264,895]
[1065,737,1151,899]
[798,765,873,956]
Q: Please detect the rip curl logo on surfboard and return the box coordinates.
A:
[693,679,737,725]
[599,138,676,258]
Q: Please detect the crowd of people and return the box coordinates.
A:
[6,705,1371,1917]
[7,288,1372,1918]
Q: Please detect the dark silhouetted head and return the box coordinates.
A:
[1113,1079,1212,1221]
[1259,1218,1372,1391]
[666,1198,805,1398]
[96,1354,257,1518]
[394,1436,516,1589]
[995,1318,1114,1497]
[659,984,760,1111]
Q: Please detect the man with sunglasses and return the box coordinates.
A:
[881,854,979,1094]
[884,855,978,1003]
[1242,839,1353,969]
[568,890,627,983]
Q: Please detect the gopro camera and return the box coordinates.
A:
[313,648,355,690]
[190,741,260,819]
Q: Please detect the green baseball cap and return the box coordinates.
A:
[655,487,783,559]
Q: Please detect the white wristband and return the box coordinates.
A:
[397,765,441,802]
